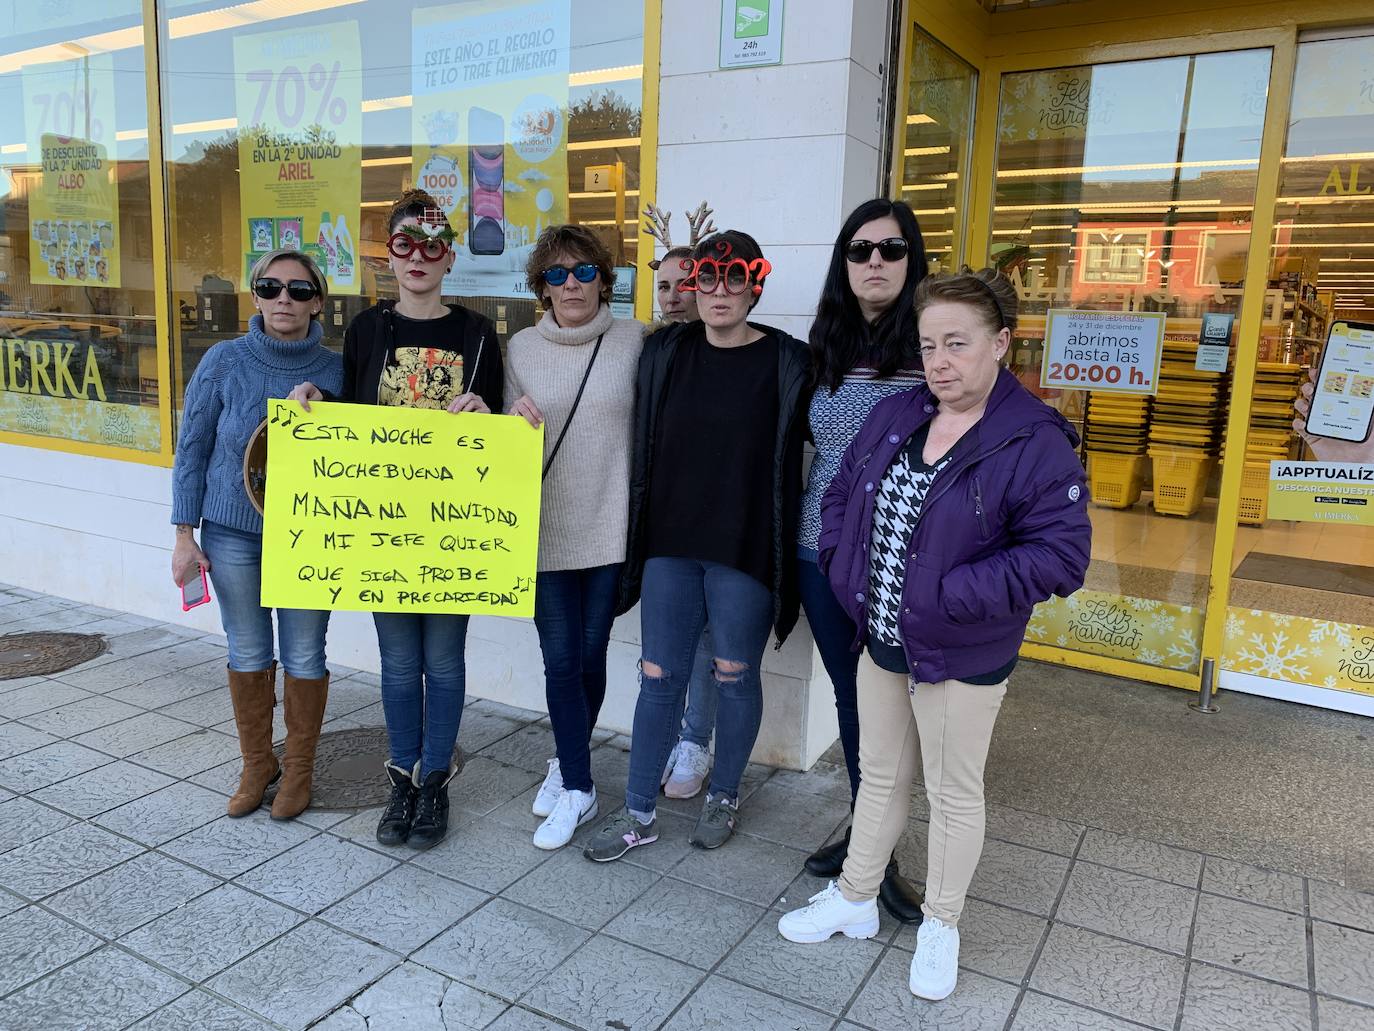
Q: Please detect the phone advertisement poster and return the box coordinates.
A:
[411,0,571,299]
[1040,309,1166,394]
[1267,462,1374,527]
[233,21,363,295]
[1306,322,1374,443]
[22,54,121,288]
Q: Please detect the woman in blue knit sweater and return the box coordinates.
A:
[170,249,342,822]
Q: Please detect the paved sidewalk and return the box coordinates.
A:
[1,584,1373,1030]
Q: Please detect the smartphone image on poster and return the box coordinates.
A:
[468,107,505,256]
[1307,320,1374,444]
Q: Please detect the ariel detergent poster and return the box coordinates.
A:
[412,0,570,298]
[234,21,363,295]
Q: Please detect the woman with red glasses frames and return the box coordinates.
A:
[289,189,503,851]
[171,248,340,822]
[582,230,809,861]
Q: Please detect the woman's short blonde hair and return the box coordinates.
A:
[248,249,329,318]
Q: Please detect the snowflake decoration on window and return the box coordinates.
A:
[1308,621,1353,648]
[1233,630,1311,681]
[1139,648,1164,666]
[1150,611,1177,635]
[1167,628,1200,670]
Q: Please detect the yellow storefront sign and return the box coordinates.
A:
[260,401,542,615]
[1026,589,1203,671]
[1222,608,1374,698]
[1267,461,1374,527]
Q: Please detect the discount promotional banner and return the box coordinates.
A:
[22,54,121,288]
[1041,309,1166,394]
[234,21,362,295]
[411,0,571,298]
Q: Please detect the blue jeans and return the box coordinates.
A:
[679,629,718,750]
[373,611,469,777]
[201,521,329,678]
[626,558,773,815]
[532,563,622,794]
[797,553,861,802]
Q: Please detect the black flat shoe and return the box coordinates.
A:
[878,857,924,924]
[804,826,850,878]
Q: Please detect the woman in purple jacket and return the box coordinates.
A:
[778,269,1090,1003]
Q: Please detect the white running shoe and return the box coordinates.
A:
[532,758,563,817]
[777,881,880,944]
[664,740,711,799]
[909,915,960,1000]
[660,742,680,787]
[533,787,598,850]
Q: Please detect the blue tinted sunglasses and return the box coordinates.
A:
[544,263,599,286]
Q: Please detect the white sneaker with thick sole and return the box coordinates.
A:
[664,740,711,799]
[533,787,598,850]
[532,758,563,818]
[909,915,960,1000]
[777,881,880,944]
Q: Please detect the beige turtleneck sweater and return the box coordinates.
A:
[504,304,643,572]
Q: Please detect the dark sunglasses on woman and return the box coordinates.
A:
[387,233,451,262]
[253,277,319,301]
[544,262,599,286]
[845,237,909,263]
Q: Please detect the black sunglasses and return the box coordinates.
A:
[253,277,319,302]
[844,237,909,264]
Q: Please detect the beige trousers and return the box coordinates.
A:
[838,650,1007,926]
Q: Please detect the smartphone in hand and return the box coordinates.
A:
[181,567,212,611]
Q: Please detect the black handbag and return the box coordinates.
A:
[542,332,605,479]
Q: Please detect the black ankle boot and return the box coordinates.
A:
[407,768,452,851]
[878,857,924,924]
[804,826,851,877]
[376,761,417,847]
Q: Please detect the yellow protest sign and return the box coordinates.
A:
[260,400,543,615]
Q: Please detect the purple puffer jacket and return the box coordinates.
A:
[819,367,1091,684]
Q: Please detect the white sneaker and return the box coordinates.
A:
[777,881,880,944]
[660,742,680,787]
[664,741,711,799]
[532,758,563,817]
[533,787,598,850]
[909,915,960,1000]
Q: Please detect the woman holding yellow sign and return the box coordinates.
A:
[289,190,503,851]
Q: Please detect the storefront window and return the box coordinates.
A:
[990,49,1272,673]
[899,28,975,271]
[160,0,647,426]
[1222,33,1374,703]
[0,4,162,453]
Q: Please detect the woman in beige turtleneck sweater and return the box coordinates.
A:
[505,224,643,851]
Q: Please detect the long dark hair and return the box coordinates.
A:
[808,199,928,393]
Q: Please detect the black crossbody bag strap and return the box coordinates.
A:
[542,332,604,480]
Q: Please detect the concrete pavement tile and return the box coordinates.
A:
[894,897,1048,984]
[1319,997,1374,1031]
[0,721,57,760]
[1192,893,1308,987]
[456,710,526,754]
[1012,993,1147,1030]
[967,838,1072,917]
[1030,924,1186,1029]
[54,637,227,693]
[1203,858,1306,913]
[46,851,218,937]
[719,919,884,1015]
[19,693,144,736]
[0,822,142,899]
[93,781,228,844]
[504,847,659,930]
[0,795,74,852]
[1311,880,1374,933]
[486,1010,564,1030]
[662,975,833,1030]
[605,877,765,971]
[846,951,1018,1030]
[475,721,560,773]
[121,883,302,981]
[131,727,244,778]
[236,833,398,914]
[1314,922,1374,1007]
[31,760,175,818]
[107,662,226,708]
[985,802,1085,856]
[765,759,855,803]
[161,812,317,878]
[0,905,101,995]
[1057,862,1197,954]
[73,711,201,758]
[0,740,112,791]
[522,934,700,1031]
[129,990,277,1030]
[321,864,487,954]
[1079,828,1205,887]
[413,898,589,1001]
[668,830,808,907]
[736,780,852,849]
[0,680,91,719]
[1179,963,1313,1031]
[344,961,509,1031]
[0,947,186,1030]
[448,756,543,816]
[411,815,552,894]
[153,687,236,727]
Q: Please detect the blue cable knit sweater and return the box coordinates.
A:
[171,315,343,535]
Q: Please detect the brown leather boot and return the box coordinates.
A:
[227,664,280,817]
[271,671,329,820]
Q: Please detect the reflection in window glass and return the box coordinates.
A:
[991,49,1271,672]
[161,0,646,431]
[899,28,974,272]
[0,7,161,452]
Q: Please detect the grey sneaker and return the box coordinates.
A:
[689,793,738,849]
[583,806,659,863]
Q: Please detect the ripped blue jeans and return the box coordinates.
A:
[624,557,773,815]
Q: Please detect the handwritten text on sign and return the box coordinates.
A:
[1041,309,1166,395]
[260,400,543,615]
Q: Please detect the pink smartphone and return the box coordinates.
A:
[181,566,212,611]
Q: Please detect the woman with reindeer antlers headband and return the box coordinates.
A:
[583,229,809,861]
[287,189,503,852]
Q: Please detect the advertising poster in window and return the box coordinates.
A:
[22,54,121,288]
[411,0,571,299]
[233,20,362,295]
